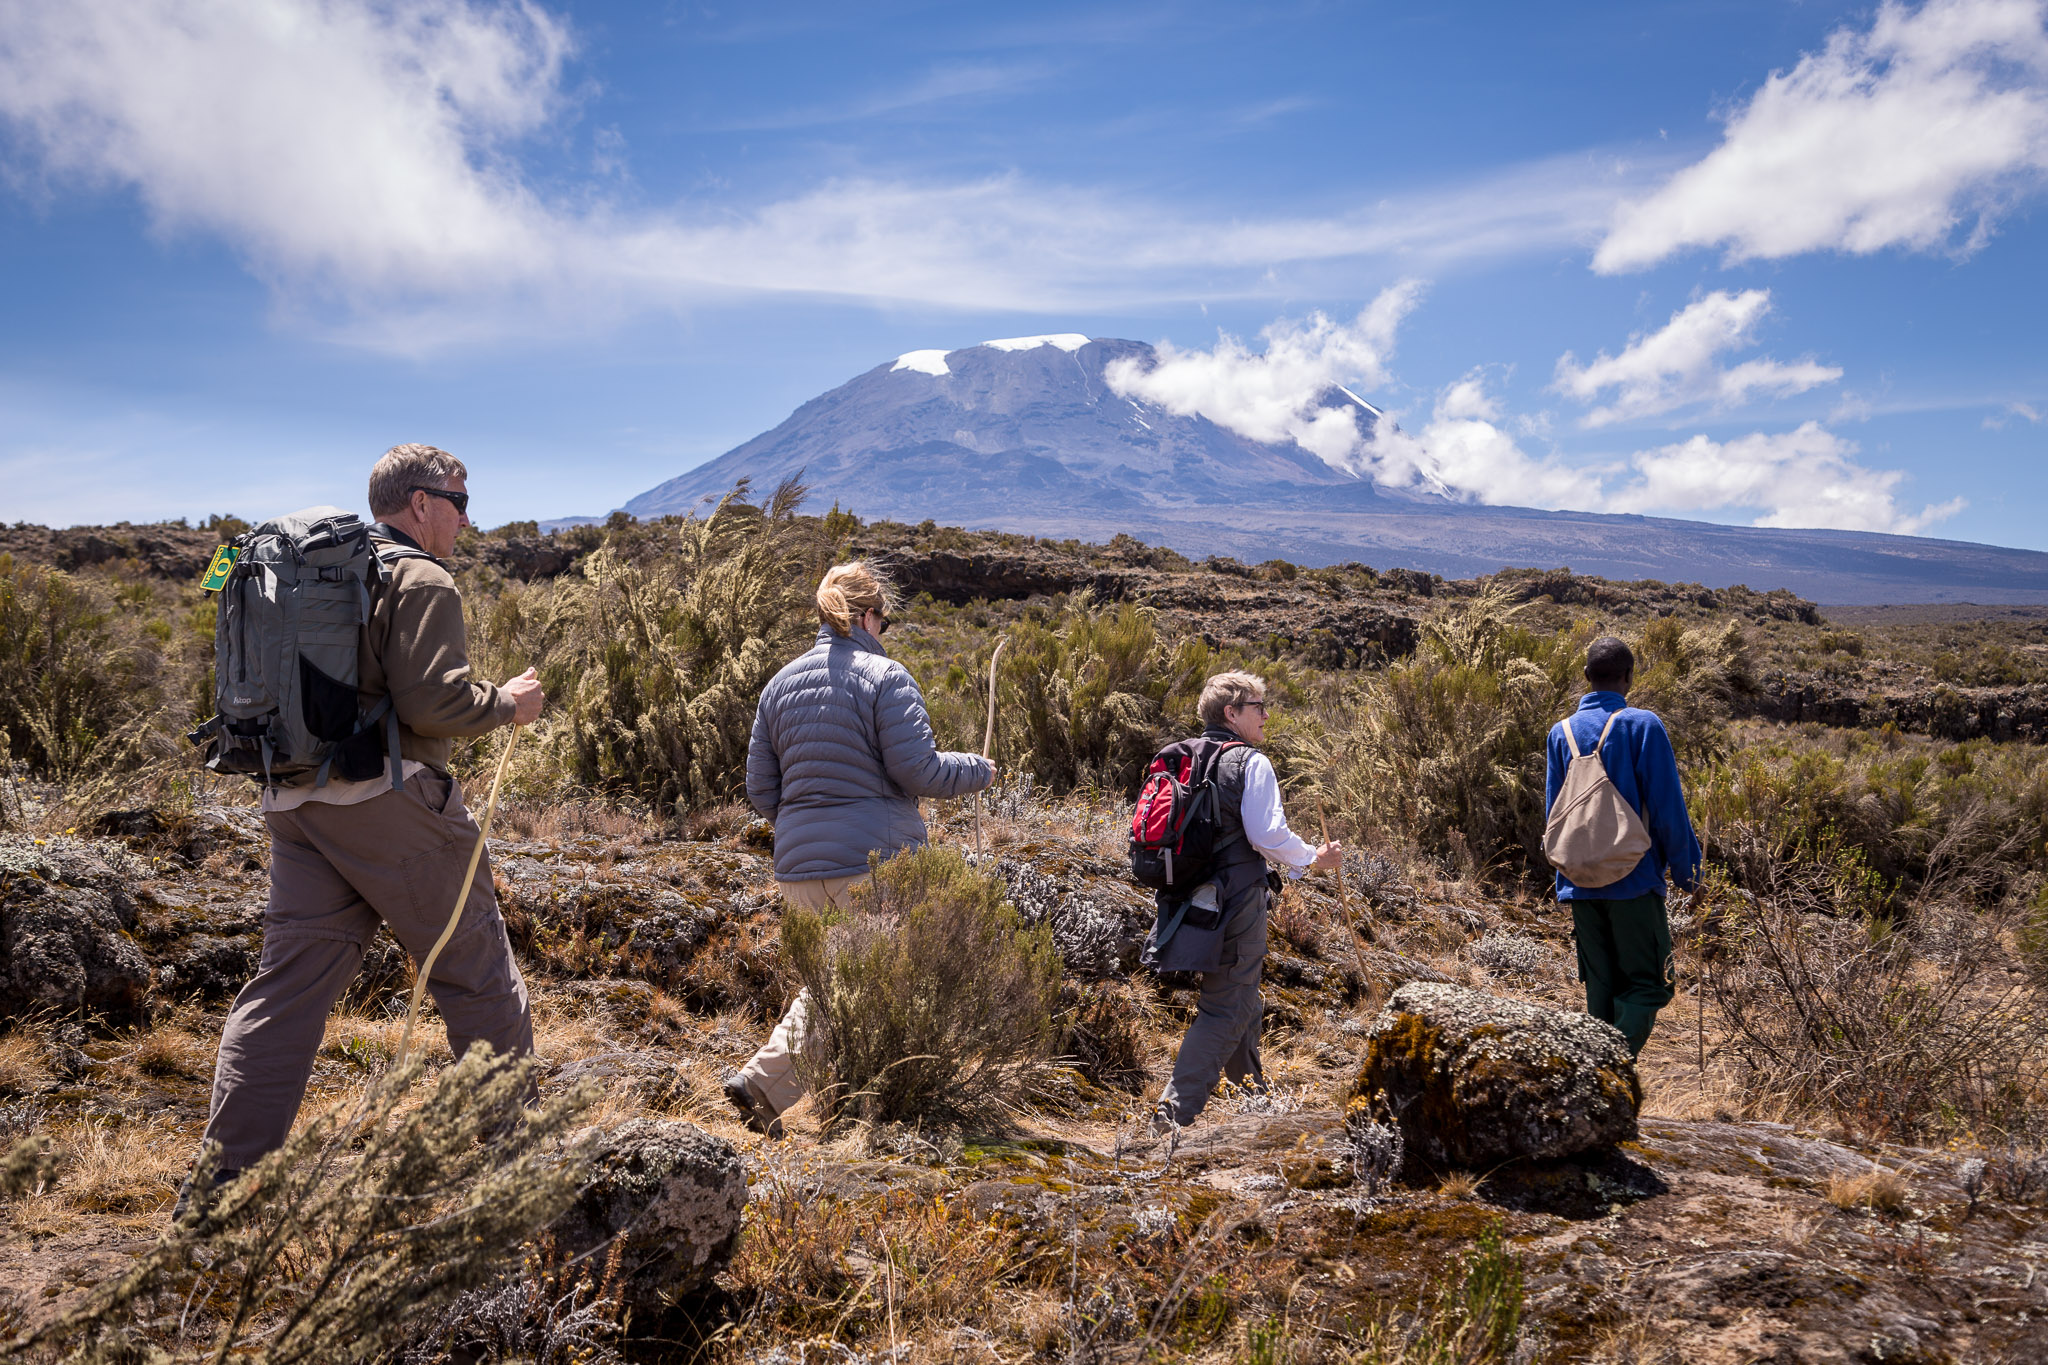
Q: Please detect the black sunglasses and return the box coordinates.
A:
[412,486,469,515]
[873,612,892,636]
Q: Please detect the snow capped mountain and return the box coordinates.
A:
[620,338,2048,603]
[626,335,1395,524]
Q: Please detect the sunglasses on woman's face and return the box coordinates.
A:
[868,610,891,635]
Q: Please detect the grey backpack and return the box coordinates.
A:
[189,507,427,790]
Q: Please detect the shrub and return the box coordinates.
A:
[21,1048,597,1363]
[783,844,1062,1129]
[0,557,149,779]
[1702,893,2046,1141]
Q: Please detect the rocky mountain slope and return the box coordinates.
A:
[617,335,2048,604]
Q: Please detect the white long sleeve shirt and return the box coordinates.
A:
[1237,750,1318,877]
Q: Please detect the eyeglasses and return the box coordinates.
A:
[873,613,892,636]
[1233,700,1270,714]
[412,486,470,515]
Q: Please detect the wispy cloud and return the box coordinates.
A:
[1553,290,1842,427]
[700,61,1057,132]
[1596,0,2048,272]
[0,0,1642,347]
[1984,399,2045,427]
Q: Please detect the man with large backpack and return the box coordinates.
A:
[1542,636,1702,1058]
[1135,671,1340,1134]
[179,444,543,1213]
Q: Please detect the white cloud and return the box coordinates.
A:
[1983,399,2044,427]
[1595,0,2048,272]
[0,1,1641,345]
[1102,285,1424,467]
[1102,294,1954,536]
[1605,422,1965,534]
[1362,376,1589,510]
[1553,290,1842,427]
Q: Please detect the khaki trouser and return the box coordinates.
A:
[737,873,867,1116]
[199,770,534,1169]
[1158,879,1271,1125]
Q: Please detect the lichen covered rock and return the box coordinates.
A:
[550,1119,746,1310]
[1348,982,1639,1168]
[0,836,152,1021]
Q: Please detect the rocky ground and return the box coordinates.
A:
[4,784,2045,1363]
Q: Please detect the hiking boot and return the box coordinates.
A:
[722,1072,784,1140]
[171,1166,242,1226]
[1147,1104,1180,1140]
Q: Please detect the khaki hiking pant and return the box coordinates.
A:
[736,872,868,1117]
[200,770,533,1170]
[1159,879,1271,1126]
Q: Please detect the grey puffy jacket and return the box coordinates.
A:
[746,624,993,881]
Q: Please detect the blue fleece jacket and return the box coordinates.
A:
[1543,692,1702,901]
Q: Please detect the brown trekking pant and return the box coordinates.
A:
[736,873,868,1117]
[199,770,533,1170]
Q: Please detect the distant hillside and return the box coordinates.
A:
[621,335,2048,605]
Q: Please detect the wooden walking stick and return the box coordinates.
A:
[1316,797,1370,988]
[395,721,521,1070]
[975,639,1006,858]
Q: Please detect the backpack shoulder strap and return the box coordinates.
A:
[1560,716,1584,759]
[1592,710,1624,754]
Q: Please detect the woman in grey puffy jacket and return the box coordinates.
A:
[722,561,994,1136]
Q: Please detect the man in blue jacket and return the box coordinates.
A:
[1543,636,1702,1057]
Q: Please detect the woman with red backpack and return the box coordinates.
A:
[1138,671,1341,1134]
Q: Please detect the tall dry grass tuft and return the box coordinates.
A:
[22,1047,597,1363]
[465,477,832,812]
[784,844,1062,1129]
[1293,584,1587,877]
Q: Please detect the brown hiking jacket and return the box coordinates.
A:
[359,535,512,772]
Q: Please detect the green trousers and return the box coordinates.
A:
[1569,892,1673,1057]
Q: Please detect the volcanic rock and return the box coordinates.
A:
[1349,982,1639,1168]
[550,1119,746,1309]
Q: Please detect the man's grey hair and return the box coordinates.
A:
[368,443,467,519]
[1197,670,1266,728]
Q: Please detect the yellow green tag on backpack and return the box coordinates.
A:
[200,545,240,593]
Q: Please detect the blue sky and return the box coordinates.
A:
[2,0,2044,547]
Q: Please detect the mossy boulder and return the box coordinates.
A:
[1348,982,1639,1168]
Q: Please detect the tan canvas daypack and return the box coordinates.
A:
[1543,711,1652,888]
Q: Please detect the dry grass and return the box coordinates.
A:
[1436,1170,1482,1200]
[1590,1315,1683,1365]
[0,1032,52,1097]
[1824,1166,1912,1217]
[495,796,656,844]
[44,1114,189,1225]
[103,1019,214,1087]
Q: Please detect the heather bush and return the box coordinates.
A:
[1702,891,2046,1141]
[0,557,156,780]
[16,1048,598,1363]
[783,844,1061,1128]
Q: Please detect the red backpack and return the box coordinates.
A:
[1128,737,1246,890]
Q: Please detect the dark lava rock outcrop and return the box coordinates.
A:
[550,1119,746,1309]
[0,836,153,1022]
[1349,982,1640,1168]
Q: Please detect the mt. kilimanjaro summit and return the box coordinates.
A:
[624,335,2048,603]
